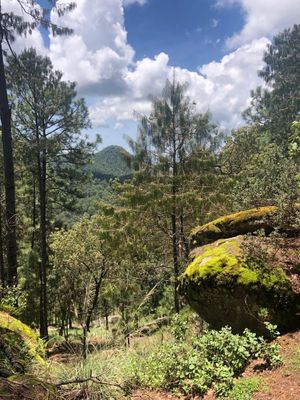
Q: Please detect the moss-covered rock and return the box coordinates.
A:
[0,312,45,376]
[181,236,300,335]
[190,206,300,248]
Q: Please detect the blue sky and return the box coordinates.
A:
[7,0,300,150]
[124,0,244,69]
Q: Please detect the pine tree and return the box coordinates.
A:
[0,0,75,285]
[127,79,222,312]
[244,24,300,149]
[7,48,93,339]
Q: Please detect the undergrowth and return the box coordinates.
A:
[36,312,282,399]
[133,313,282,397]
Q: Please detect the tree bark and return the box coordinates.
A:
[37,131,48,340]
[179,208,190,261]
[171,126,180,314]
[171,205,180,313]
[82,277,102,358]
[0,38,17,285]
[0,184,5,286]
[31,175,37,249]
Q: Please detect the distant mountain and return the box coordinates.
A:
[89,145,133,181]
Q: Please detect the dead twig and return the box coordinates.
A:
[56,376,127,393]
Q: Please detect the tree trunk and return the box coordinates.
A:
[37,139,48,340]
[171,179,180,313]
[0,184,5,286]
[0,39,17,285]
[82,278,102,358]
[171,121,180,314]
[68,307,73,330]
[179,208,189,261]
[171,210,180,313]
[103,299,109,330]
[31,175,37,249]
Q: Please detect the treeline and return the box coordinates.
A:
[0,14,299,350]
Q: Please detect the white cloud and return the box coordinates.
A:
[126,53,170,98]
[123,0,148,5]
[89,38,268,131]
[2,0,46,54]
[217,0,300,48]
[4,0,285,138]
[50,0,134,95]
[89,52,169,127]
[211,18,219,28]
[195,38,269,128]
[47,0,277,132]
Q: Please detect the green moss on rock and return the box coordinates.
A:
[0,312,45,376]
[191,206,300,247]
[181,236,300,335]
[184,237,290,292]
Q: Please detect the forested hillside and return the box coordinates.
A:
[0,1,299,399]
[89,145,133,181]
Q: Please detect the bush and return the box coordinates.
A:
[133,317,282,397]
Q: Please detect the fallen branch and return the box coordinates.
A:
[56,376,127,392]
[131,316,170,337]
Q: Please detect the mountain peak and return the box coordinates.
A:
[90,145,133,180]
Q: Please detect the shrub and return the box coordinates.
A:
[133,318,282,397]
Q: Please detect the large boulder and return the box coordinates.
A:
[0,311,45,377]
[182,209,300,335]
[190,206,300,247]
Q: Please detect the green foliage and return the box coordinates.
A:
[244,24,300,148]
[221,124,299,217]
[170,310,190,341]
[134,320,281,397]
[44,346,134,399]
[0,0,75,43]
[227,377,264,400]
[156,286,176,317]
[0,285,27,318]
[289,121,300,162]
[121,79,226,312]
[234,144,299,210]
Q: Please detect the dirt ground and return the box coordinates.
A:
[252,331,300,400]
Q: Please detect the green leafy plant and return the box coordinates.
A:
[133,318,282,397]
[0,285,27,318]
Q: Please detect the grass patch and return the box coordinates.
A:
[289,347,300,371]
[227,377,265,400]
[38,329,168,399]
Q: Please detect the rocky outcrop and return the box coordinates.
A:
[182,209,300,335]
[190,206,300,247]
[0,311,45,376]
